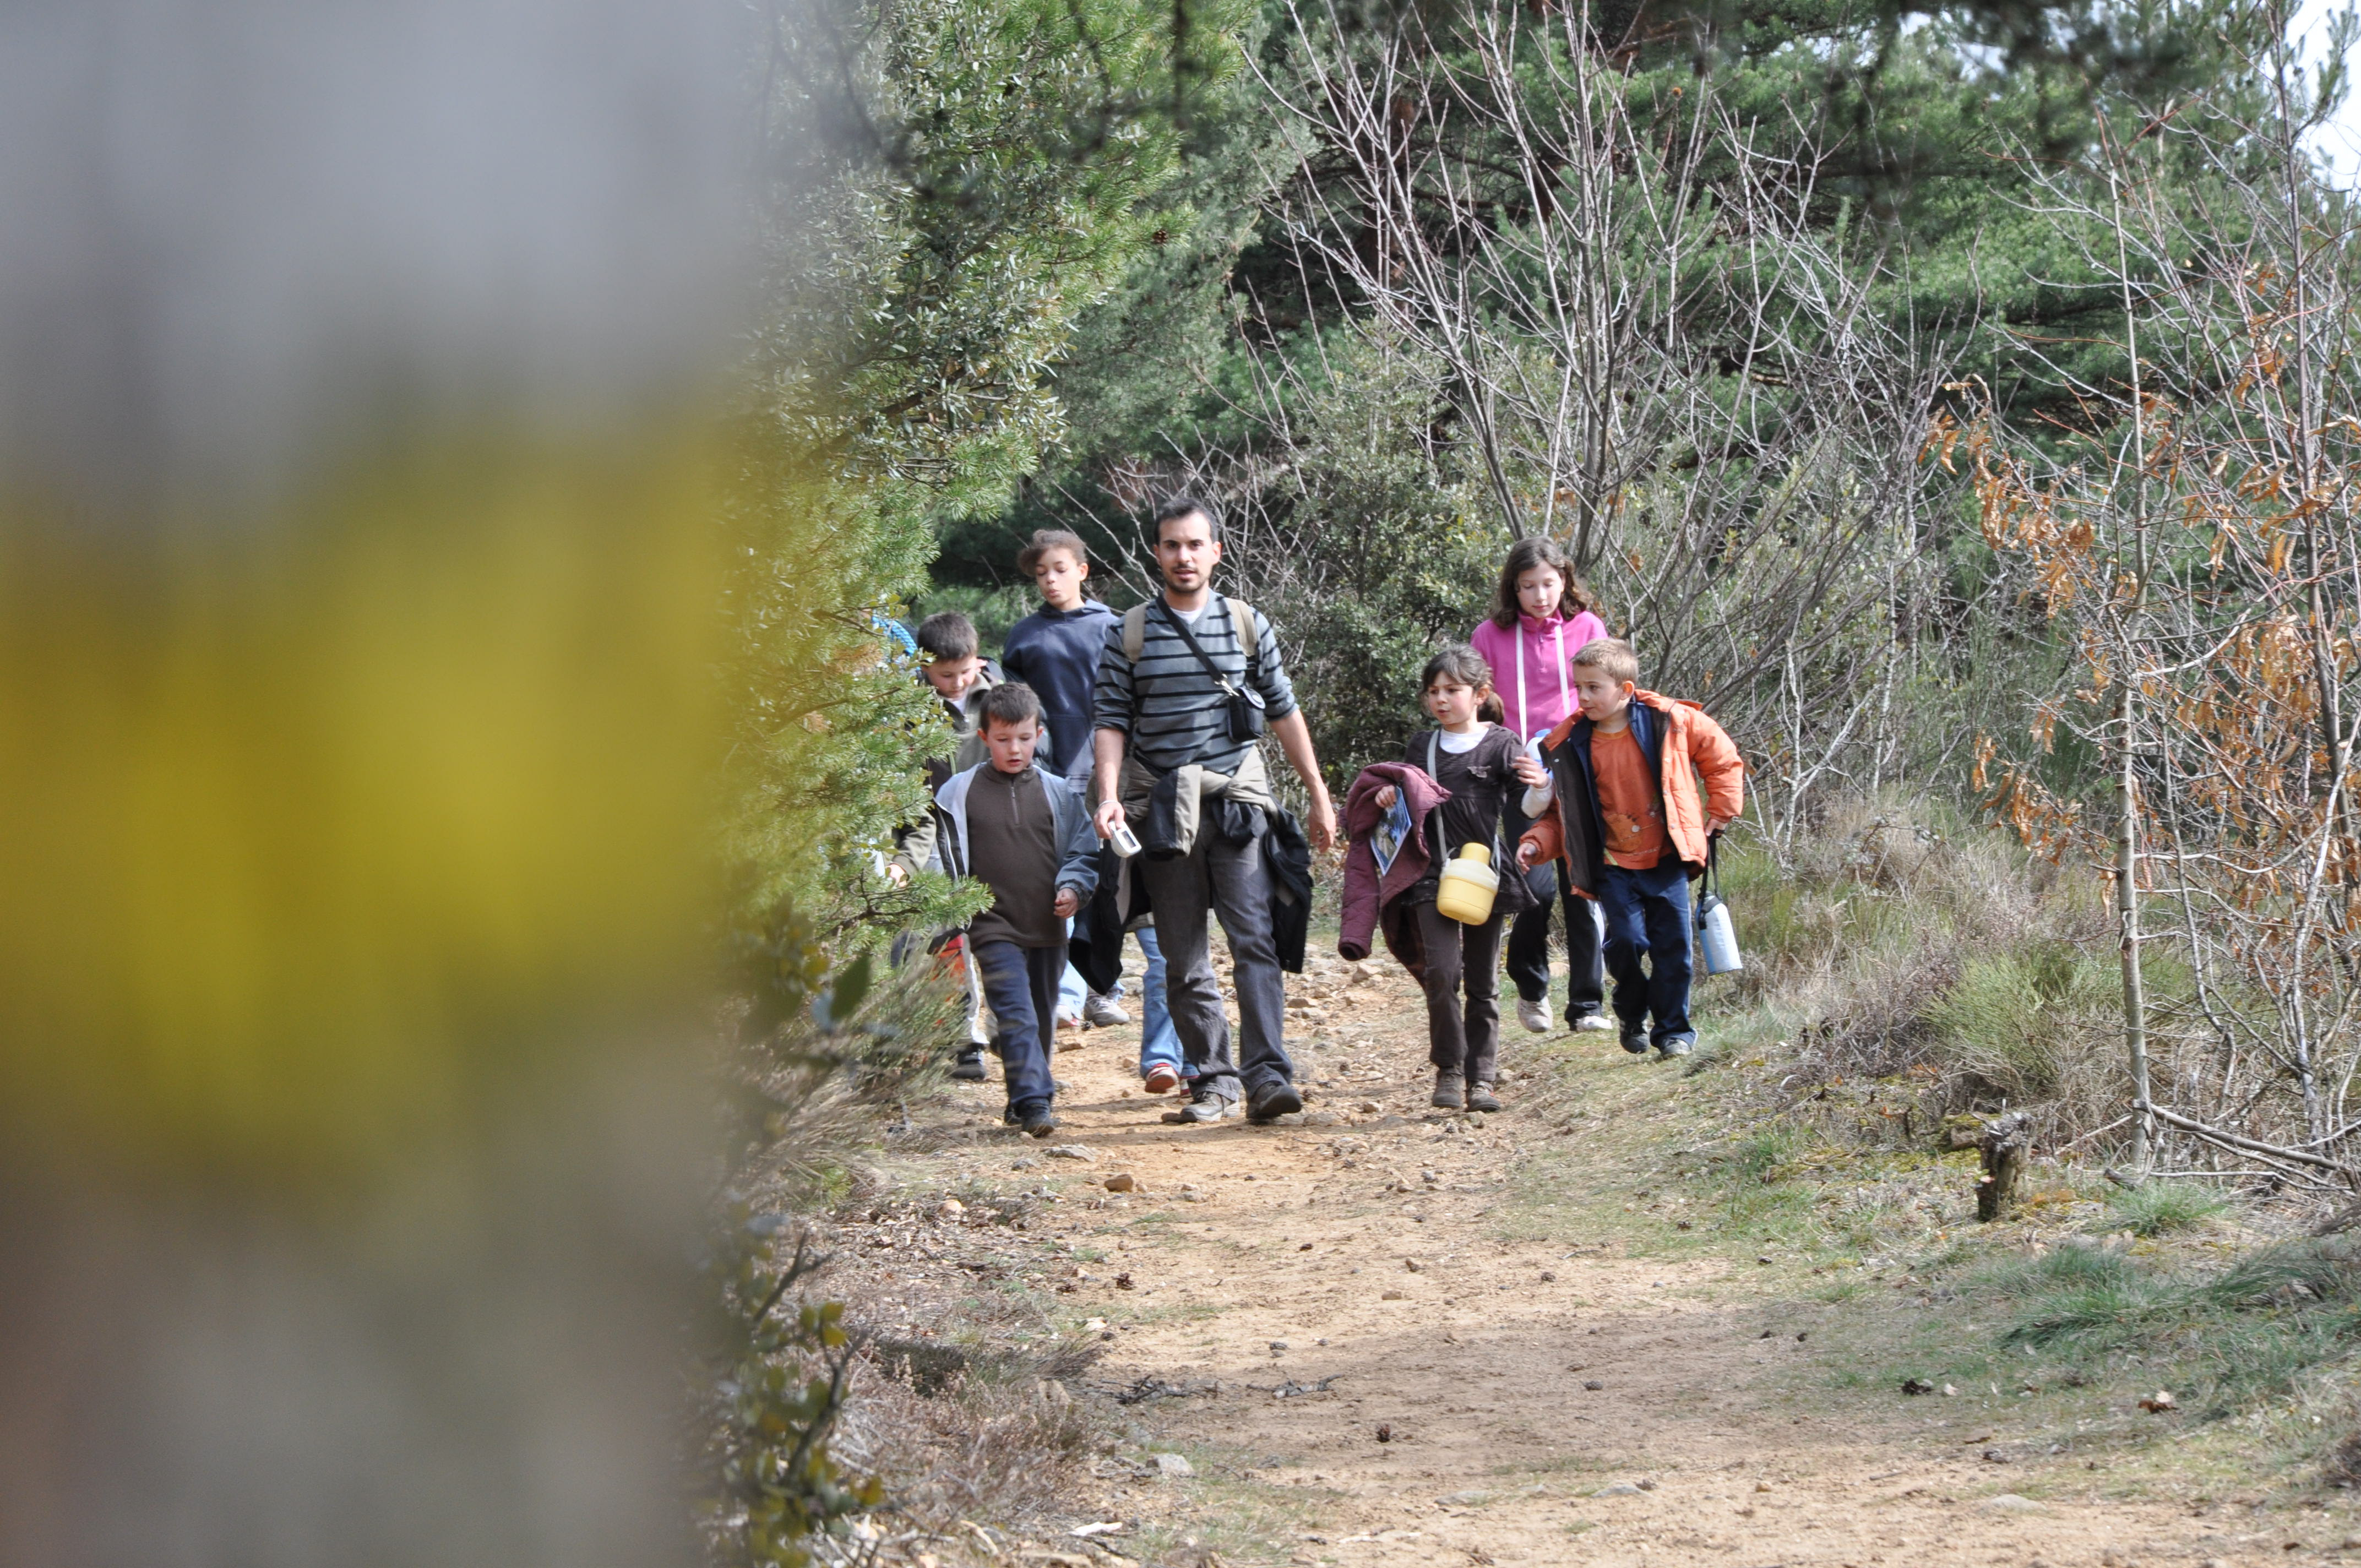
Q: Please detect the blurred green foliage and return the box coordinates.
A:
[723,0,1249,957]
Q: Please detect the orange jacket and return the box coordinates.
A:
[1519,691,1743,894]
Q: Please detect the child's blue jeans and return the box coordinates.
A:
[971,938,1061,1115]
[1596,858,1695,1049]
[1133,925,1179,1079]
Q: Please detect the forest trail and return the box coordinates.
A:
[849,946,2340,1567]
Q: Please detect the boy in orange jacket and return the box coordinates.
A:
[1515,639,1742,1058]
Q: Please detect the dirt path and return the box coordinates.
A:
[844,948,2352,1567]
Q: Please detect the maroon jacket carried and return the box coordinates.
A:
[1338,761,1452,979]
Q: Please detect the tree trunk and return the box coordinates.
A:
[1977,1112,2032,1223]
[2118,683,2153,1174]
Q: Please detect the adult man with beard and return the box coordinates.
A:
[1090,497,1338,1125]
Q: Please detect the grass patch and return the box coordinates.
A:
[1989,1238,2361,1419]
[2103,1180,2229,1238]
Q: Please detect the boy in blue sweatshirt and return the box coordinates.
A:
[1001,531,1116,787]
[1001,530,1183,1088]
[926,682,1100,1136]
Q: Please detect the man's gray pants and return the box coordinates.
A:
[1135,819,1293,1104]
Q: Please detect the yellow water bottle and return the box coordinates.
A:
[1435,842,1500,924]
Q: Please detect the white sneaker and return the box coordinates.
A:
[1516,998,1551,1033]
[1084,993,1130,1027]
[1571,1014,1614,1034]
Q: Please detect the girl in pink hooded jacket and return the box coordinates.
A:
[1468,537,1610,1039]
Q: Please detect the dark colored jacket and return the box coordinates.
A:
[1264,805,1312,973]
[1071,801,1308,988]
[1072,842,1146,993]
[1337,762,1452,978]
[1001,603,1116,780]
[1400,727,1537,921]
[1519,691,1745,896]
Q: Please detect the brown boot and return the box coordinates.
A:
[1464,1080,1502,1113]
[1431,1070,1465,1109]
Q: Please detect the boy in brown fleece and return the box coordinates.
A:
[922,683,1100,1135]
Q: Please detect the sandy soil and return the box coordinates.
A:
[833,948,2351,1568]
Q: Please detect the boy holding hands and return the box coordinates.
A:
[922,683,1099,1135]
[1515,639,1743,1058]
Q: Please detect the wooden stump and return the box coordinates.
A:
[1976,1111,2032,1223]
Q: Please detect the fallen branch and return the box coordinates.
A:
[2136,1101,2354,1176]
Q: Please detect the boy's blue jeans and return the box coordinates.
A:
[971,939,1060,1116]
[1132,925,1180,1078]
[1597,858,1695,1049]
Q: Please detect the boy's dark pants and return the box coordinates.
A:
[1597,858,1695,1048]
[1504,801,1604,1021]
[1412,901,1503,1084]
[971,938,1062,1115]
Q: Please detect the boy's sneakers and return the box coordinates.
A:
[1656,1036,1695,1059]
[1162,1086,1232,1124]
[1516,998,1551,1034]
[1246,1082,1303,1123]
[1570,1012,1613,1034]
[1619,1028,1650,1055]
[1084,994,1130,1027]
[1464,1081,1502,1113]
[1431,1071,1465,1109]
[1143,1062,1183,1096]
[952,1048,988,1081]
[1021,1107,1059,1138]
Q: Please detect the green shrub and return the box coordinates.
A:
[1927,941,2114,1102]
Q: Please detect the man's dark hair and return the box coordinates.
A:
[1151,494,1221,546]
[980,682,1042,730]
[915,611,978,663]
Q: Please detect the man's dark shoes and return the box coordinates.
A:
[1619,1028,1650,1055]
[1021,1107,1060,1139]
[953,1049,988,1081]
[1246,1082,1304,1124]
[1431,1071,1465,1110]
[1162,1087,1232,1125]
[1464,1080,1502,1113]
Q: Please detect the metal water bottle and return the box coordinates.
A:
[1695,890,1742,974]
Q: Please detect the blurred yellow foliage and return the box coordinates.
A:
[0,430,722,1188]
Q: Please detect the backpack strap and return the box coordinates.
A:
[1121,597,1260,677]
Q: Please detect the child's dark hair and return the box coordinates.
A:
[916,611,978,663]
[1422,645,1506,725]
[1489,536,1599,629]
[980,682,1042,729]
[1017,528,1090,580]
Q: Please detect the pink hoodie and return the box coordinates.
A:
[1469,609,1609,743]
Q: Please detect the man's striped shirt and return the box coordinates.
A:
[1092,595,1298,775]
